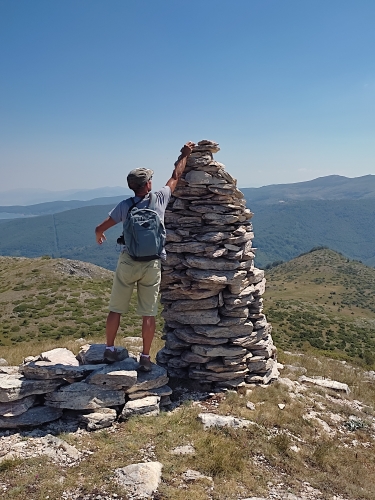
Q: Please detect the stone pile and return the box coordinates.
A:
[0,347,171,430]
[156,140,278,388]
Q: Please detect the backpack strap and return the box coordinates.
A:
[126,196,145,214]
[148,193,156,211]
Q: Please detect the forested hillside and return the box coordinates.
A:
[3,198,374,270]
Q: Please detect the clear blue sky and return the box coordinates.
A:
[1,0,374,192]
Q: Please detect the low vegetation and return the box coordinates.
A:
[0,252,375,499]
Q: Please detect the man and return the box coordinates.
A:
[95,141,195,370]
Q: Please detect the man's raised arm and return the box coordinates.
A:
[166,141,195,193]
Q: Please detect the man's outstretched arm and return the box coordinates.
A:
[166,141,195,193]
[95,216,117,244]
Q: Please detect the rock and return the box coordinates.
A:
[174,327,227,345]
[198,412,253,429]
[0,358,8,367]
[169,296,218,311]
[299,376,350,394]
[0,374,65,403]
[182,469,213,482]
[44,381,125,409]
[163,308,220,325]
[126,364,169,394]
[246,401,256,410]
[127,385,172,400]
[194,322,253,338]
[184,256,239,270]
[0,406,63,429]
[278,403,286,410]
[85,358,138,390]
[39,434,81,461]
[181,351,211,363]
[76,344,128,365]
[38,348,79,366]
[0,395,36,417]
[114,462,162,499]
[80,408,117,431]
[191,345,246,358]
[186,268,247,286]
[0,365,20,375]
[21,361,106,380]
[171,445,195,455]
[190,368,248,382]
[120,396,160,419]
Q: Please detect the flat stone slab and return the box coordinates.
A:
[174,327,227,345]
[86,358,138,390]
[21,362,106,380]
[127,385,172,401]
[0,405,63,429]
[126,364,169,394]
[0,395,36,417]
[194,322,253,338]
[76,344,128,365]
[80,408,117,431]
[198,412,253,430]
[45,381,125,410]
[38,348,79,366]
[114,462,162,499]
[299,376,350,394]
[163,308,220,325]
[120,396,160,420]
[0,374,65,403]
[186,268,247,286]
[191,344,247,358]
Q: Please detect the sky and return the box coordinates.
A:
[0,0,374,193]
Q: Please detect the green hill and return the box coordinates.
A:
[265,248,375,366]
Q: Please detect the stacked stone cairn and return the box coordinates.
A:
[156,140,279,388]
[0,346,170,430]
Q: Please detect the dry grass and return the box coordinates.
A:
[1,255,375,499]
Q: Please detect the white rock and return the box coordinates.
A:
[114,462,162,499]
[198,412,253,429]
[171,445,195,455]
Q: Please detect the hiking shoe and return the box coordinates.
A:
[104,348,127,364]
[138,355,152,372]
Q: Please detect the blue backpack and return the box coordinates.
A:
[122,193,166,261]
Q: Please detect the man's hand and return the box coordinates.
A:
[96,231,107,245]
[180,141,195,158]
[95,216,117,244]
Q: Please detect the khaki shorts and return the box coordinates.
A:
[109,252,161,316]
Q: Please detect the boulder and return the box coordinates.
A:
[120,396,161,419]
[80,408,117,431]
[114,462,162,499]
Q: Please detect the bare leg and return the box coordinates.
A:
[106,311,121,347]
[142,316,156,356]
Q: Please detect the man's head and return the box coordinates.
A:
[127,168,154,192]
